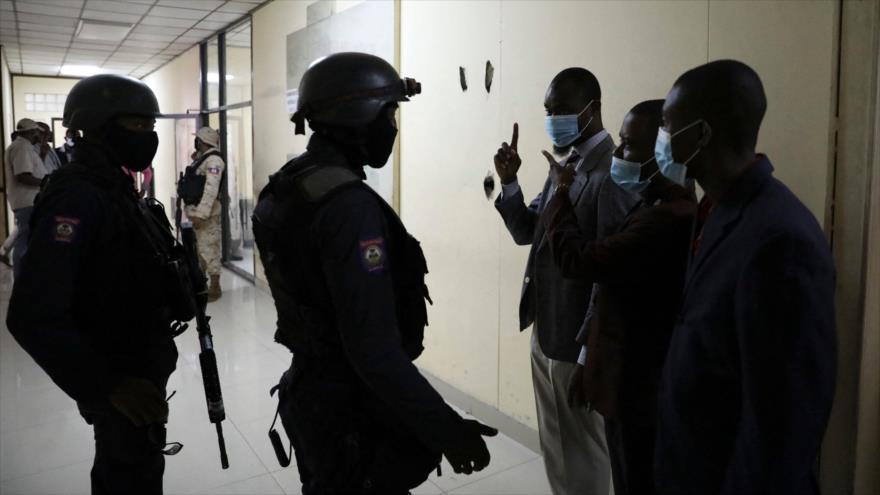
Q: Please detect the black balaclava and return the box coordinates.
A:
[363,110,397,169]
[315,110,398,171]
[103,122,159,172]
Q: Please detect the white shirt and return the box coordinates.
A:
[500,129,610,200]
[4,136,47,209]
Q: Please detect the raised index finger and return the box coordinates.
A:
[511,123,519,151]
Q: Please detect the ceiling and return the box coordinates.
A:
[0,0,266,79]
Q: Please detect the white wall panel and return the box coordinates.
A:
[708,0,836,225]
[400,0,503,408]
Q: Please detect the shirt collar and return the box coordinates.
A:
[568,129,609,171]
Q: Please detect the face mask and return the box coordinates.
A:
[105,124,159,172]
[65,138,75,148]
[545,100,595,148]
[654,120,704,186]
[610,156,659,193]
[364,113,398,169]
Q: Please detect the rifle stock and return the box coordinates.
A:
[181,224,230,469]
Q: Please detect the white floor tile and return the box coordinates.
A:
[412,478,447,495]
[269,467,303,495]
[0,416,94,481]
[163,420,269,494]
[0,265,548,495]
[193,472,284,495]
[235,415,290,475]
[0,381,81,434]
[0,460,91,495]
[222,379,282,425]
[447,458,552,495]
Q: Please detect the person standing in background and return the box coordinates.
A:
[541,99,696,495]
[3,118,47,277]
[36,122,63,174]
[56,128,81,167]
[493,68,637,495]
[654,60,837,495]
[184,126,225,302]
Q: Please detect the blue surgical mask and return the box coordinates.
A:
[545,100,595,148]
[655,120,704,186]
[611,156,659,193]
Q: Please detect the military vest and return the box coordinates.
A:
[253,152,432,361]
[177,150,222,206]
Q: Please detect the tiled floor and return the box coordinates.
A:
[0,266,551,495]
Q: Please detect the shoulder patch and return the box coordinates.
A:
[53,216,81,243]
[360,237,386,273]
[208,167,222,175]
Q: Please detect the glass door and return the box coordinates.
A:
[223,106,254,275]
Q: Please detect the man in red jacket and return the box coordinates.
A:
[541,99,696,495]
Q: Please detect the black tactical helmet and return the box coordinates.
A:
[63,74,161,131]
[291,52,421,135]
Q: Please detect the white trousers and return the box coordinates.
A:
[531,331,612,495]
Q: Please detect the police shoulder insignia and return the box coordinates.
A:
[53,216,80,243]
[208,167,221,175]
[359,237,386,273]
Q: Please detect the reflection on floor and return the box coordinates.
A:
[228,246,255,276]
[0,266,551,494]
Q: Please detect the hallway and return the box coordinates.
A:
[0,266,552,495]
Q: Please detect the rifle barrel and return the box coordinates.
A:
[216,422,229,470]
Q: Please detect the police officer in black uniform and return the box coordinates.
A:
[7,74,183,495]
[254,52,498,494]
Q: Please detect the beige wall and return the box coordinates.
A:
[251,0,366,282]
[400,0,839,430]
[855,80,879,493]
[143,46,201,210]
[1,46,13,237]
[251,1,858,474]
[10,75,79,142]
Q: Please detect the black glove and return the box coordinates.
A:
[443,418,498,475]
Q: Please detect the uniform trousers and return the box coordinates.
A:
[88,410,166,495]
[194,208,222,277]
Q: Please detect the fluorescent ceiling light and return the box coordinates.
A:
[76,19,133,42]
[207,72,234,83]
[60,65,111,77]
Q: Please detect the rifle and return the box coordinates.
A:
[180,221,230,470]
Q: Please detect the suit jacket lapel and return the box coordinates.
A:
[682,156,775,297]
[532,177,553,247]
[535,136,614,252]
[683,203,741,295]
[570,135,614,207]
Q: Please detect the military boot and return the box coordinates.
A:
[207,275,222,302]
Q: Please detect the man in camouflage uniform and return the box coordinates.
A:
[185,126,225,301]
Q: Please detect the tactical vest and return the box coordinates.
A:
[40,163,200,329]
[253,153,432,362]
[177,150,222,206]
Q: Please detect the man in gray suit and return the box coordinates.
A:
[494,68,637,495]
